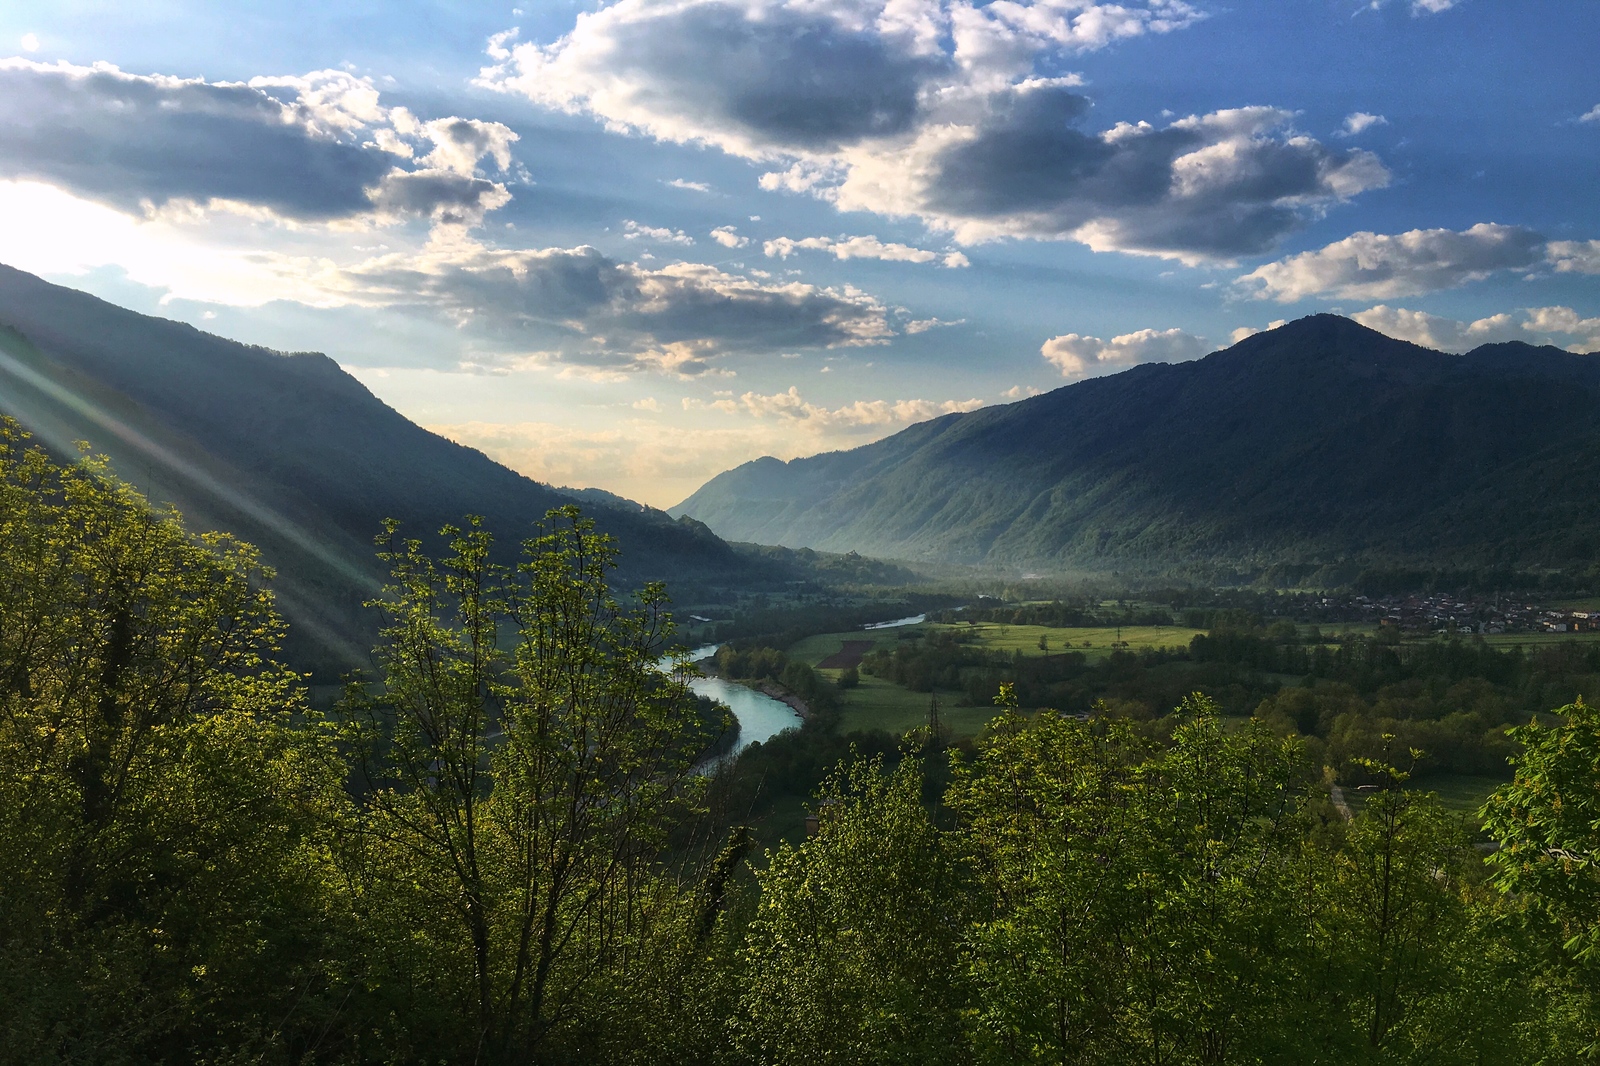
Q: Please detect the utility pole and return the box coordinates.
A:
[928,688,941,736]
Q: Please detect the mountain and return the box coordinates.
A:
[672,315,1600,578]
[0,264,763,676]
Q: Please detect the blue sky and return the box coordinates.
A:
[0,0,1595,505]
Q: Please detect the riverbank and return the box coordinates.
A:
[751,679,811,720]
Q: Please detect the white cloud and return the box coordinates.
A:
[1411,0,1456,12]
[631,396,661,411]
[1351,304,1600,353]
[709,225,749,248]
[1580,105,1600,125]
[480,2,1384,262]
[1522,306,1600,350]
[20,34,39,53]
[665,177,712,192]
[696,385,984,428]
[623,219,693,244]
[1229,320,1286,343]
[1339,112,1387,137]
[763,233,968,267]
[1002,384,1042,399]
[1547,239,1600,274]
[1238,223,1549,302]
[1040,326,1207,377]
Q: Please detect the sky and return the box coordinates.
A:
[0,0,1596,507]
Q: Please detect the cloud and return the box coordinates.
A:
[1002,384,1042,399]
[1229,320,1286,343]
[1351,304,1600,353]
[1238,223,1548,301]
[709,225,749,248]
[1521,306,1600,351]
[482,2,1383,261]
[0,59,517,226]
[20,34,39,52]
[1040,326,1207,376]
[762,233,968,267]
[665,177,712,192]
[693,385,984,428]
[1547,239,1600,274]
[1338,112,1387,137]
[623,219,693,244]
[1410,0,1456,12]
[329,236,896,374]
[1580,105,1600,125]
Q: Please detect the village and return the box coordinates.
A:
[1299,592,1600,636]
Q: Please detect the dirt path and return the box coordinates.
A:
[1329,783,1354,821]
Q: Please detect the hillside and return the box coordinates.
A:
[0,264,765,675]
[672,315,1600,578]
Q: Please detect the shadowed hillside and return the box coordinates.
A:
[673,315,1600,577]
[0,264,765,675]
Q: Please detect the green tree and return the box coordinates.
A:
[1483,699,1600,1057]
[949,689,1315,1066]
[0,419,351,1064]
[345,506,718,1063]
[738,749,970,1066]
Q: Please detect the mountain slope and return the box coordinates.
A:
[672,315,1600,574]
[0,264,759,675]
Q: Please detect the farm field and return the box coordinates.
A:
[789,621,1203,738]
[923,622,1205,662]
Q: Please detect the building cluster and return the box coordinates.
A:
[1302,594,1599,636]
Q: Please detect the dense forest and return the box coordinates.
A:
[4,420,1599,1065]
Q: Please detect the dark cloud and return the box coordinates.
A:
[489,1,1385,261]
[0,60,511,225]
[919,95,1384,257]
[490,0,947,155]
[340,243,892,373]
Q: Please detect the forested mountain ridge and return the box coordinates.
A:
[672,315,1600,575]
[0,263,761,674]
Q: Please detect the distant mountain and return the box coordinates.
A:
[0,264,765,676]
[672,315,1600,579]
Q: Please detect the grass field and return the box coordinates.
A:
[787,621,1200,737]
[924,622,1204,661]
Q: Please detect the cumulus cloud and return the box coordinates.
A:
[1580,105,1600,125]
[325,235,896,375]
[0,59,517,226]
[1351,304,1600,353]
[1338,112,1387,136]
[692,385,983,428]
[482,2,1382,261]
[763,233,968,267]
[1238,223,1549,302]
[1229,320,1286,343]
[710,225,749,248]
[1548,239,1600,274]
[623,219,694,244]
[1002,384,1043,399]
[1040,326,1207,376]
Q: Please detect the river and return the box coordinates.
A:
[679,644,801,752]
[861,613,926,630]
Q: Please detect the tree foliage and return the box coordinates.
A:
[4,418,1600,1064]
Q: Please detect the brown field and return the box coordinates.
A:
[817,639,876,669]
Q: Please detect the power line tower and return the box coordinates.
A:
[928,688,942,736]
